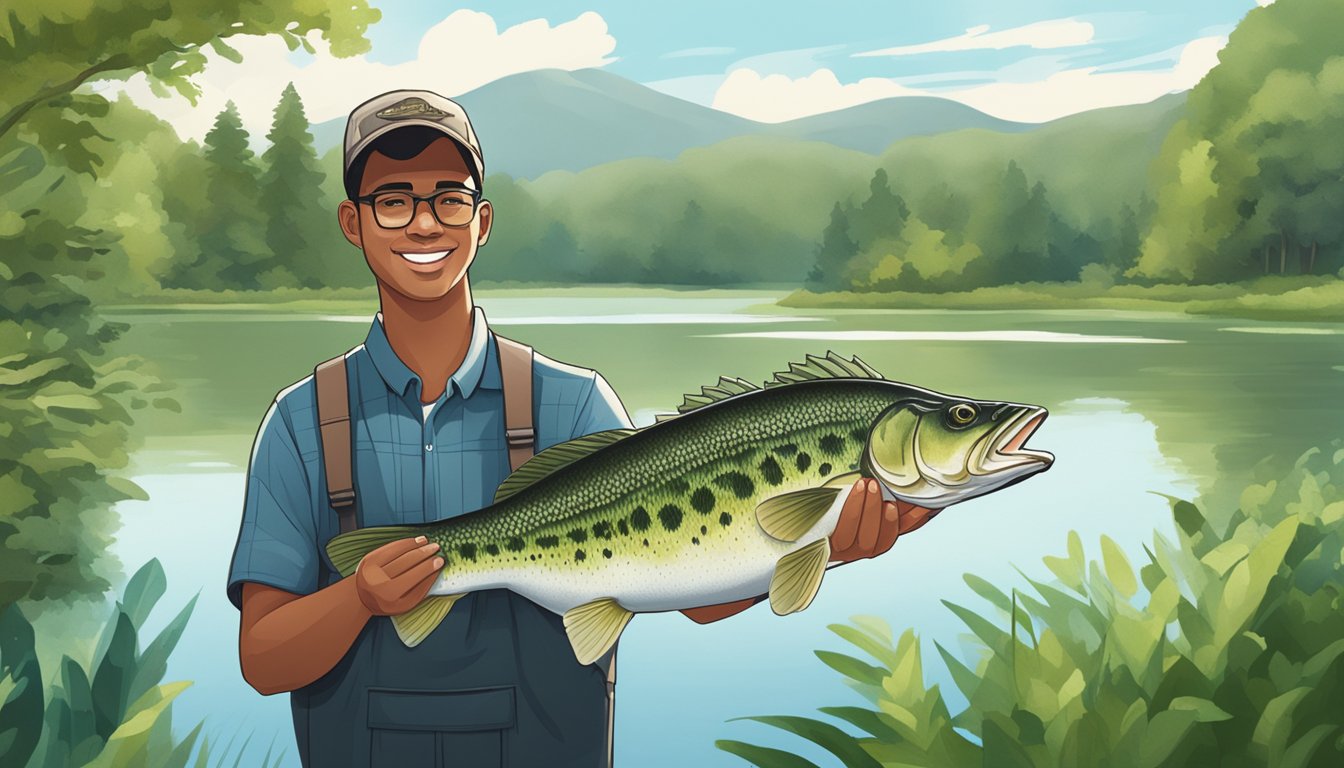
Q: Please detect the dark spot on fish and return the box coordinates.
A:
[667,478,690,494]
[719,512,733,527]
[631,506,651,532]
[700,525,708,535]
[575,549,586,562]
[592,521,613,540]
[506,537,526,552]
[690,487,715,514]
[568,528,588,543]
[658,504,683,532]
[820,434,845,455]
[617,519,629,536]
[458,543,477,561]
[819,462,832,476]
[848,462,859,471]
[692,537,700,545]
[773,443,798,457]
[642,538,650,547]
[850,427,867,443]
[529,554,536,561]
[714,471,755,499]
[796,452,812,472]
[602,548,612,559]
[484,544,500,557]
[536,535,559,549]
[759,456,784,486]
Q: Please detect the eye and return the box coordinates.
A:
[947,403,976,427]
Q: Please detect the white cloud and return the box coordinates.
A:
[855,19,1095,58]
[710,36,1226,124]
[711,68,922,123]
[107,10,617,144]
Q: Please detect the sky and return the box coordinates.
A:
[109,0,1274,143]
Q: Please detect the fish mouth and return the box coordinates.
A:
[987,406,1054,467]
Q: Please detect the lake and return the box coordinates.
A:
[93,289,1343,767]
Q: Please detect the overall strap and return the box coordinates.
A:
[495,335,536,471]
[314,353,357,533]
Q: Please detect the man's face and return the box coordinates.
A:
[337,136,493,302]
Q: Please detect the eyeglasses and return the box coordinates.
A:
[356,188,482,229]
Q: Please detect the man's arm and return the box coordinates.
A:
[239,536,443,694]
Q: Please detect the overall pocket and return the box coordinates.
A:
[367,686,516,768]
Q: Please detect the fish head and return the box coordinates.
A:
[862,393,1053,508]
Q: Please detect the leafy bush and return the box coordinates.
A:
[719,443,1344,766]
[0,559,201,767]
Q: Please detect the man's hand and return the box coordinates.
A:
[354,536,443,616]
[829,478,941,564]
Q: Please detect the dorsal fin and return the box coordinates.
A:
[765,351,884,388]
[493,428,637,502]
[675,375,761,415]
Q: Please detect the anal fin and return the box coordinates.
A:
[756,487,842,542]
[769,538,831,615]
[391,594,465,647]
[563,597,634,665]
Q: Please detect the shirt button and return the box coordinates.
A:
[425,443,433,452]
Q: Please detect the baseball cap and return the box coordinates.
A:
[343,89,485,188]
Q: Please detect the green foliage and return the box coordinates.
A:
[0,560,203,768]
[720,443,1344,766]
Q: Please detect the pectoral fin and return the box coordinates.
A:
[390,594,465,647]
[769,538,831,615]
[563,597,634,665]
[756,487,842,542]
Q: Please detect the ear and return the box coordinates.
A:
[476,199,493,248]
[338,199,363,249]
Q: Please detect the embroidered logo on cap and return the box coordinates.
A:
[375,97,452,120]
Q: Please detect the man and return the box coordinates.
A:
[227,89,939,767]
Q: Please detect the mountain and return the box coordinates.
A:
[311,68,1037,179]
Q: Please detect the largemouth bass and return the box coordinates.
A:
[326,352,1054,664]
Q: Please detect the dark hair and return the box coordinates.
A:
[344,125,482,200]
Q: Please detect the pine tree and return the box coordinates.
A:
[850,168,909,246]
[260,83,331,288]
[171,101,268,289]
[809,203,858,290]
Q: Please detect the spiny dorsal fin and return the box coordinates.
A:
[493,428,637,502]
[765,351,884,389]
[675,375,761,415]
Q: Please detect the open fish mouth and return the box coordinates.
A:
[980,405,1054,471]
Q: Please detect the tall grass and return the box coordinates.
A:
[719,443,1344,766]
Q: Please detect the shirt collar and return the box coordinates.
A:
[364,306,499,401]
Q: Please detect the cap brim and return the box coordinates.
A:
[344,119,485,181]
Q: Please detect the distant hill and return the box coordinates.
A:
[312,68,1035,179]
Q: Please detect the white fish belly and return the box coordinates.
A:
[432,485,851,615]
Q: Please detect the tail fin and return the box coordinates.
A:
[325,525,422,578]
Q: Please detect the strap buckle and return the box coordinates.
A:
[505,427,535,447]
[329,488,356,508]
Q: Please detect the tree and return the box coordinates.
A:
[0,0,376,610]
[259,83,331,288]
[808,203,858,290]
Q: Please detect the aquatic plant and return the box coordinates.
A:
[719,443,1344,766]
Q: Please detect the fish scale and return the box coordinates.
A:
[326,353,1054,665]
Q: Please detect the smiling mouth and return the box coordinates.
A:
[397,249,452,265]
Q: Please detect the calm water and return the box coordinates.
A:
[93,291,1343,767]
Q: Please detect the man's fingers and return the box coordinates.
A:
[899,505,941,533]
[873,501,901,557]
[391,556,444,598]
[398,570,441,608]
[384,542,441,578]
[368,536,430,565]
[831,480,866,552]
[855,479,883,553]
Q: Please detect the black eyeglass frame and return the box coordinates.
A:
[354,188,485,229]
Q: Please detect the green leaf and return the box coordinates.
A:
[1101,535,1137,599]
[128,595,198,707]
[105,476,150,503]
[1171,499,1205,538]
[0,357,67,386]
[1043,531,1086,592]
[91,612,138,741]
[1167,697,1232,722]
[122,560,167,631]
[964,574,1013,613]
[32,393,103,411]
[1139,709,1197,767]
[732,715,881,768]
[715,739,822,768]
[828,623,898,669]
[814,651,886,687]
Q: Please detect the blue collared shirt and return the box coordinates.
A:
[227,307,632,608]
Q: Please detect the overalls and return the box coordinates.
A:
[300,336,617,767]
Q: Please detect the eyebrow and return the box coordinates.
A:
[368,180,477,194]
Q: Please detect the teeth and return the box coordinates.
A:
[400,250,450,265]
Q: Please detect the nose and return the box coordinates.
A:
[405,199,444,238]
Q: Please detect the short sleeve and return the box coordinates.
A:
[226,397,319,610]
[570,372,633,438]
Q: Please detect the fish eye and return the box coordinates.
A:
[947,403,977,427]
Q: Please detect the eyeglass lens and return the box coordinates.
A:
[371,191,477,228]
